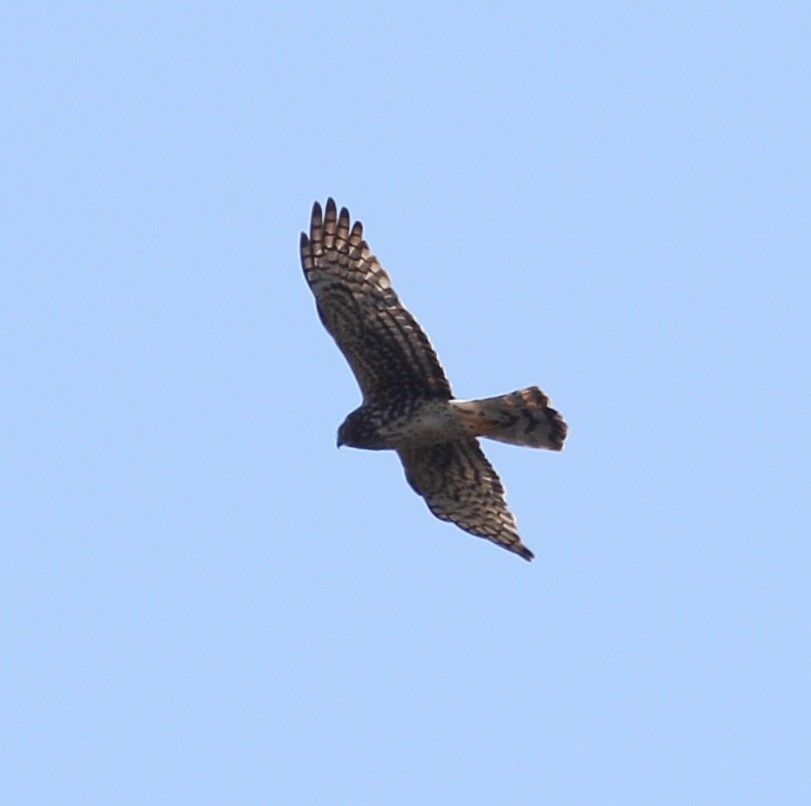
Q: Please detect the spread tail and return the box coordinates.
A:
[452,386,567,450]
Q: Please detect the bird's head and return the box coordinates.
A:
[336,407,386,450]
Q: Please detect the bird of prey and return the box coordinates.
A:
[300,199,567,561]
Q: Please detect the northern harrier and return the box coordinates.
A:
[300,199,567,561]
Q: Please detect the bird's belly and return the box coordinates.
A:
[377,401,469,448]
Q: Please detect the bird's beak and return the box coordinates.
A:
[336,435,344,448]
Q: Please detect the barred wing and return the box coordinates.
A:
[398,440,534,561]
[300,199,452,403]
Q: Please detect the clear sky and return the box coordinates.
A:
[3,2,809,803]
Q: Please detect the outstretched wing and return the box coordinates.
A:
[398,440,534,561]
[300,199,452,403]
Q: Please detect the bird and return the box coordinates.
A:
[299,199,567,561]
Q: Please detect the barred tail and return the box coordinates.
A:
[452,386,568,450]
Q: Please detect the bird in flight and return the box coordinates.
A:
[300,199,567,561]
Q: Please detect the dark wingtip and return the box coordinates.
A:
[550,409,568,451]
[324,197,336,216]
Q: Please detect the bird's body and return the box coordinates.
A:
[300,198,567,561]
[338,398,465,450]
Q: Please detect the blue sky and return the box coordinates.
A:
[3,2,810,803]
